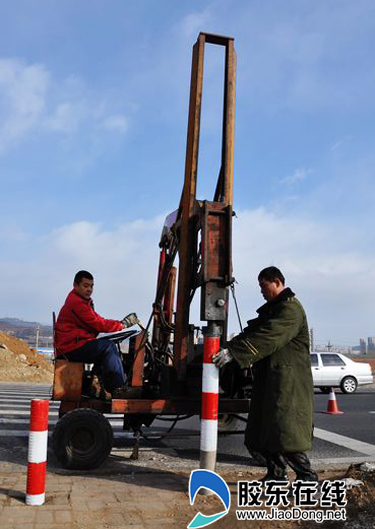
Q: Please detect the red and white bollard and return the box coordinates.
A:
[26,400,49,506]
[200,323,221,472]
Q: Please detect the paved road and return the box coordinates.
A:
[0,383,374,471]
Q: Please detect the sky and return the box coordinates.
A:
[1,0,375,347]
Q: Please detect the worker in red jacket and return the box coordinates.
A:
[55,270,139,398]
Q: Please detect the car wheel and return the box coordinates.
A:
[319,387,331,394]
[340,376,357,394]
[52,408,113,469]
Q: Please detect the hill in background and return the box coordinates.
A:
[0,318,53,349]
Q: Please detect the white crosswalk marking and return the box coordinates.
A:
[0,384,135,442]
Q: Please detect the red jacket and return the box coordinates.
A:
[55,290,123,355]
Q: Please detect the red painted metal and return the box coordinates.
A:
[26,462,47,494]
[29,399,49,432]
[203,336,221,363]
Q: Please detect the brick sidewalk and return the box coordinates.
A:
[0,461,196,529]
[0,453,359,529]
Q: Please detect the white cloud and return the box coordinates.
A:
[0,58,50,151]
[46,102,84,134]
[100,115,128,133]
[330,135,352,151]
[0,223,27,242]
[180,10,213,38]
[231,207,375,345]
[0,57,131,154]
[235,1,375,112]
[280,167,312,186]
[0,207,373,346]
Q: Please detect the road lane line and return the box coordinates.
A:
[0,404,59,409]
[0,409,59,416]
[0,396,50,401]
[0,430,134,438]
[315,427,375,456]
[0,418,125,426]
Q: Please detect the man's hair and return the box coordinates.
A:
[74,270,94,284]
[258,266,285,285]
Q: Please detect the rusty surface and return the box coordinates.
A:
[174,34,205,380]
[201,203,232,283]
[52,360,83,401]
[58,398,111,416]
[174,33,236,378]
[111,398,250,415]
[222,39,236,206]
[58,397,249,417]
[131,331,147,388]
[164,266,176,326]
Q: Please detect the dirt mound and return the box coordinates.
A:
[344,463,375,526]
[0,331,53,384]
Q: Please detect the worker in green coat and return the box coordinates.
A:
[213,266,318,482]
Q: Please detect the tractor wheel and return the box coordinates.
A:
[52,408,113,470]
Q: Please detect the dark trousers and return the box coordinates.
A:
[59,339,126,392]
[261,451,318,481]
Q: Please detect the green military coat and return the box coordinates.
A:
[226,287,314,454]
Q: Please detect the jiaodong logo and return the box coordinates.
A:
[188,469,231,528]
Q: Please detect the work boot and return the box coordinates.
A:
[100,386,112,401]
[90,375,101,398]
[90,375,112,401]
[261,453,288,483]
[284,452,319,482]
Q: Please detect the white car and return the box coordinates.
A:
[310,352,374,394]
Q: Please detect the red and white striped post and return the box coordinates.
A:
[200,323,221,472]
[26,400,49,506]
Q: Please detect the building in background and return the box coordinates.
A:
[367,337,375,354]
[360,338,367,355]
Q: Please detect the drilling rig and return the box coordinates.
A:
[52,32,251,470]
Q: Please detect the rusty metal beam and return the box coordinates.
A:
[111,398,250,414]
[173,33,205,380]
[223,39,236,206]
[214,39,236,205]
[173,32,236,378]
[59,397,249,417]
[131,331,147,389]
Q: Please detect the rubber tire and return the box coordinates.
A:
[218,413,239,432]
[52,408,113,470]
[319,387,331,394]
[340,376,357,394]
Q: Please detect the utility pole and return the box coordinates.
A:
[309,328,314,351]
[35,325,40,351]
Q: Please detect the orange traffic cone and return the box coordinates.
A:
[324,388,343,415]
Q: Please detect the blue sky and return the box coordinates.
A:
[1,0,375,346]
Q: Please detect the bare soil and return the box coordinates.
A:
[168,466,375,528]
[0,331,53,383]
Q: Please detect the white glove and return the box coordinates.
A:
[122,313,139,328]
[212,348,233,368]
